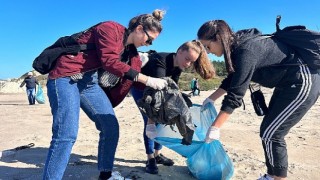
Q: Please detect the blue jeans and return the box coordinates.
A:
[26,88,36,105]
[43,71,119,180]
[130,87,162,155]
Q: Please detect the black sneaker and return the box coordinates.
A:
[146,158,158,174]
[155,154,174,166]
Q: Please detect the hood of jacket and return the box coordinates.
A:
[234,28,262,48]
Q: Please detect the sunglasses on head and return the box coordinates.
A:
[143,28,153,45]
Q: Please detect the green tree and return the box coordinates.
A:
[177,59,226,91]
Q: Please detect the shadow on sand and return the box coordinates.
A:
[0,146,195,180]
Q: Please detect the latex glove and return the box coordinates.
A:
[146,124,157,139]
[205,126,220,143]
[146,77,168,90]
[203,98,214,106]
[201,98,214,111]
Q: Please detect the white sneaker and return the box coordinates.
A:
[257,174,274,180]
[107,171,131,180]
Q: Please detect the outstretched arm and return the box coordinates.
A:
[212,110,230,128]
[205,110,231,143]
[20,81,25,88]
[207,88,226,101]
[136,73,168,90]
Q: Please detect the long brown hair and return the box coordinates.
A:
[197,20,236,74]
[177,40,215,79]
[128,9,165,33]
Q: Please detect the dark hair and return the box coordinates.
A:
[177,40,215,79]
[128,9,165,33]
[197,20,236,74]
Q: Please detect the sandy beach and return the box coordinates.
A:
[0,88,319,180]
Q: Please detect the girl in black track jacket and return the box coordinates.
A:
[197,20,320,180]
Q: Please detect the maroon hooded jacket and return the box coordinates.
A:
[49,21,142,107]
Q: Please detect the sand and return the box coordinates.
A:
[0,88,319,180]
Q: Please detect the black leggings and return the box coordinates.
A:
[259,66,320,177]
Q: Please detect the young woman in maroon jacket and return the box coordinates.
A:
[43,9,167,180]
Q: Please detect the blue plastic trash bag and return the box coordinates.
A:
[155,103,234,180]
[187,141,233,180]
[35,84,45,104]
[194,89,199,96]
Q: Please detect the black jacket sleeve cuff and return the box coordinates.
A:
[124,68,139,81]
[220,105,235,114]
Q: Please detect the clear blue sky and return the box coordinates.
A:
[0,0,319,79]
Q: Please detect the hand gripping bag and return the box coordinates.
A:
[155,103,234,180]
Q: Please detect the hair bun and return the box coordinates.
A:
[152,9,165,21]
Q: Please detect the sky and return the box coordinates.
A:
[0,0,319,79]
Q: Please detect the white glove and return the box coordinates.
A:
[201,98,214,111]
[146,124,157,139]
[146,77,168,90]
[203,98,214,106]
[205,126,220,143]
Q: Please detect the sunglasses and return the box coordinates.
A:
[143,28,153,45]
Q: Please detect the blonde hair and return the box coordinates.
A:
[177,40,215,79]
[128,9,166,33]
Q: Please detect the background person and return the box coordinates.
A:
[20,72,39,105]
[197,20,320,180]
[190,77,196,95]
[43,9,167,180]
[131,40,215,174]
[193,77,200,96]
